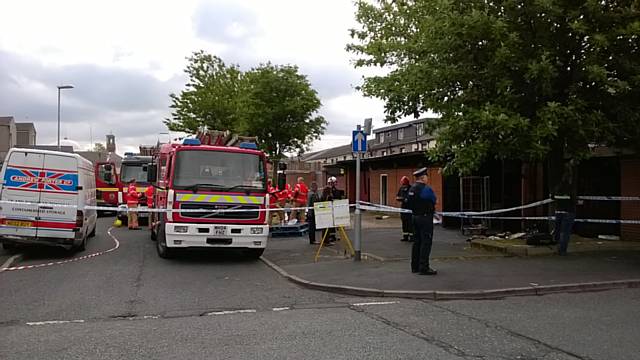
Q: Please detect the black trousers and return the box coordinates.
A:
[401,211,413,238]
[411,215,434,272]
[307,211,316,243]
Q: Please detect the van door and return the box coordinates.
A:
[0,150,44,238]
[36,154,79,238]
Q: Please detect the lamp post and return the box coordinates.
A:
[57,85,74,151]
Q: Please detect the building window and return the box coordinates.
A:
[400,147,406,153]
[412,144,418,152]
[379,134,384,144]
[382,150,387,156]
[398,128,404,140]
[386,131,392,138]
[343,156,347,161]
[416,124,424,136]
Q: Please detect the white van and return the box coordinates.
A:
[0,148,97,251]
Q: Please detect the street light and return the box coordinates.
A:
[57,85,74,151]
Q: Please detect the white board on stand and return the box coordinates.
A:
[332,199,351,227]
[313,201,334,229]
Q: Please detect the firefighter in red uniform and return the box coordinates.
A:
[127,180,140,230]
[144,185,154,229]
[268,179,284,225]
[290,177,309,224]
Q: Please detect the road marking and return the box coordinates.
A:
[26,320,85,326]
[2,227,120,272]
[272,307,290,311]
[351,301,400,307]
[205,309,257,316]
[0,254,23,272]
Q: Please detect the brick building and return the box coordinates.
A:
[300,118,640,240]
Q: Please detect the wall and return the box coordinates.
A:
[367,167,443,212]
[621,159,640,241]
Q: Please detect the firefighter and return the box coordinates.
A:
[144,185,154,229]
[267,179,283,225]
[322,176,344,243]
[126,180,141,230]
[290,177,309,224]
[396,176,413,242]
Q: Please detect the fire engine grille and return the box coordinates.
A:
[179,203,261,220]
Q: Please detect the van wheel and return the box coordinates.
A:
[247,248,265,259]
[89,225,96,238]
[77,233,87,252]
[156,221,175,259]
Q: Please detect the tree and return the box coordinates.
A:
[348,0,640,187]
[93,142,106,152]
[167,52,327,180]
[237,63,327,179]
[165,51,242,133]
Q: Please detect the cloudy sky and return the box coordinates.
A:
[0,0,397,155]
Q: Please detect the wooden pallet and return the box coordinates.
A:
[270,223,309,237]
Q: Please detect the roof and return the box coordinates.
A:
[26,145,75,153]
[373,117,437,134]
[15,123,36,132]
[302,140,377,162]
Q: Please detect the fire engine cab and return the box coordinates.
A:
[147,136,269,259]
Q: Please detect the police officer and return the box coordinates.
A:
[406,167,437,275]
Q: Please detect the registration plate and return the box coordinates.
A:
[213,226,226,236]
[5,220,33,228]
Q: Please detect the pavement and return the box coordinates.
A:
[262,213,640,299]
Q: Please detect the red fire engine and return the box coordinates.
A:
[94,161,120,214]
[147,132,269,259]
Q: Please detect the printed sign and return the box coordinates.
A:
[314,200,351,229]
[313,201,334,229]
[3,167,78,193]
[332,199,351,227]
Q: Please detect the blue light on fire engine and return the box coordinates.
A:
[239,142,258,150]
[183,139,201,146]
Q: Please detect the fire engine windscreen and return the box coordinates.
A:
[121,164,148,183]
[173,150,266,191]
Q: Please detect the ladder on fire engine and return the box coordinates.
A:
[195,129,258,147]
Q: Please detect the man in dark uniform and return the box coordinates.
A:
[552,163,577,256]
[405,167,437,275]
[396,176,413,242]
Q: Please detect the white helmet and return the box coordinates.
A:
[327,176,337,185]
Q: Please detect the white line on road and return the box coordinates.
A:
[205,309,257,316]
[0,254,23,272]
[26,320,85,326]
[351,301,400,307]
[272,307,290,311]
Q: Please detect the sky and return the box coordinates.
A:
[0,0,401,155]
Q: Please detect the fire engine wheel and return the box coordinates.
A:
[156,222,175,259]
[246,248,265,259]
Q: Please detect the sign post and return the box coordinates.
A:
[352,125,367,262]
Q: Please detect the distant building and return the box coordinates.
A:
[15,122,36,147]
[0,116,17,160]
[0,116,37,161]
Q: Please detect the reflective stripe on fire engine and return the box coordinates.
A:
[176,193,264,205]
[97,187,119,191]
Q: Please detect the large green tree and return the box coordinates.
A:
[238,63,326,177]
[166,52,326,177]
[165,51,242,132]
[348,0,640,186]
